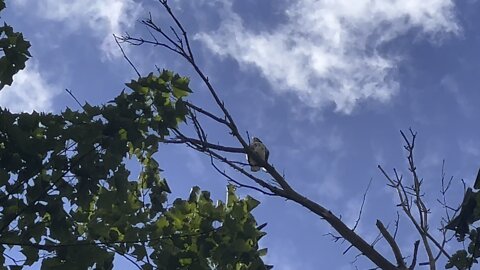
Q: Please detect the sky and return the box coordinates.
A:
[2,0,480,269]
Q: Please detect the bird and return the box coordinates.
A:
[445,188,478,240]
[247,137,269,172]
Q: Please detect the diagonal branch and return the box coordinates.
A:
[376,219,407,269]
[209,156,276,196]
[185,101,229,126]
[164,135,244,153]
[409,240,421,270]
[119,2,401,269]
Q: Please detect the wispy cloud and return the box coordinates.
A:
[285,125,347,200]
[196,0,460,114]
[459,138,480,157]
[0,61,60,112]
[13,0,143,59]
[311,175,344,200]
[440,74,475,117]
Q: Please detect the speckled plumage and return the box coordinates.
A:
[247,137,269,172]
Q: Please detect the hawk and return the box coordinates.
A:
[445,188,477,240]
[247,137,269,172]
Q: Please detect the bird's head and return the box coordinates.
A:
[252,137,262,143]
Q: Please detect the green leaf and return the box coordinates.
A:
[159,69,174,82]
[83,102,101,116]
[21,246,39,266]
[172,86,190,99]
[118,128,128,140]
[258,248,268,257]
[245,196,260,211]
[179,257,192,266]
[189,186,201,202]
[132,244,147,260]
[0,59,270,269]
[0,168,9,185]
[41,258,65,270]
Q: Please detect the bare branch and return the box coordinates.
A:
[141,16,184,54]
[409,240,420,270]
[353,178,373,232]
[185,101,230,126]
[376,219,407,269]
[157,0,195,60]
[380,130,454,269]
[113,34,141,78]
[65,88,84,109]
[163,137,244,153]
[117,34,181,55]
[209,156,276,196]
[118,2,403,269]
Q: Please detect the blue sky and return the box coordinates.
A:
[2,0,480,269]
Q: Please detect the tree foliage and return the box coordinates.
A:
[0,0,31,89]
[2,1,480,270]
[0,62,269,268]
[444,169,480,269]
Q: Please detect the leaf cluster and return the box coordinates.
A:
[0,0,31,90]
[0,70,269,269]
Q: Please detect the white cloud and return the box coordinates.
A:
[196,0,460,114]
[307,174,344,201]
[0,62,60,112]
[14,0,143,59]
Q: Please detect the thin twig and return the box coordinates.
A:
[353,178,373,231]
[114,34,141,78]
[209,155,276,196]
[65,88,83,109]
[409,240,420,270]
[163,137,244,153]
[185,101,230,126]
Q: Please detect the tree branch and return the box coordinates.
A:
[119,2,403,269]
[409,240,420,270]
[376,219,407,269]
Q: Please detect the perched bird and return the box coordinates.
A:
[446,168,480,240]
[247,137,269,172]
[445,188,478,240]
